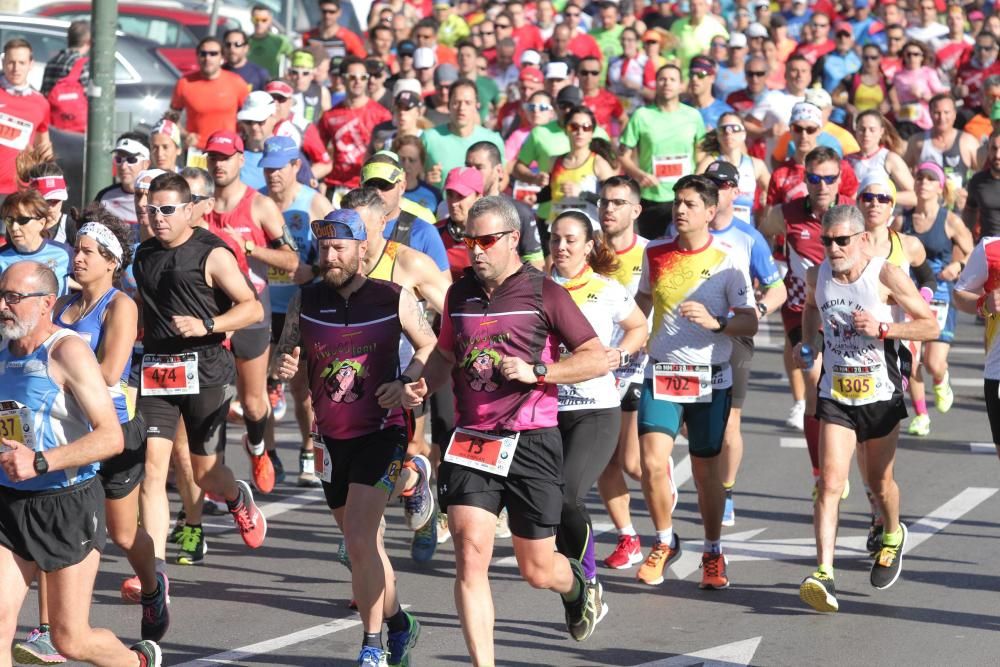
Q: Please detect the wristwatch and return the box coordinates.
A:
[878,322,891,340]
[532,362,548,384]
[244,239,256,255]
[398,374,414,385]
[33,451,49,475]
[756,302,768,318]
[203,318,215,335]
[618,349,631,367]
[713,316,728,333]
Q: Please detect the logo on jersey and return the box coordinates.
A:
[321,359,366,403]
[462,347,502,393]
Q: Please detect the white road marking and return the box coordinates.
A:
[970,442,997,454]
[631,636,762,666]
[199,488,325,534]
[780,437,807,448]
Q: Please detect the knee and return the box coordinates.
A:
[452,534,492,577]
[243,394,269,420]
[48,624,87,660]
[519,561,555,590]
[108,521,136,551]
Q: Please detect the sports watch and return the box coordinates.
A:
[33,451,49,475]
[203,318,216,335]
[532,362,548,384]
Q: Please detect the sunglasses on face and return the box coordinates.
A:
[0,290,50,305]
[720,123,745,134]
[579,69,600,76]
[252,16,270,23]
[198,50,221,57]
[820,231,862,247]
[289,68,312,76]
[191,194,212,203]
[146,203,189,217]
[792,124,820,135]
[746,70,766,78]
[691,70,711,79]
[114,154,142,165]
[860,191,893,204]
[225,41,246,48]
[711,41,727,48]
[806,172,840,185]
[567,121,594,132]
[347,74,370,82]
[462,230,513,250]
[863,54,881,61]
[525,102,553,112]
[2,215,37,227]
[598,197,633,209]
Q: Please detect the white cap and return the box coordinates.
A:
[111,137,150,160]
[392,77,423,98]
[746,22,769,38]
[413,47,436,70]
[521,49,541,67]
[545,61,569,79]
[790,101,823,127]
[237,90,277,122]
[135,169,168,191]
[804,87,833,109]
[729,32,748,48]
[753,0,770,8]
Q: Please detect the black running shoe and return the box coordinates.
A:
[799,571,838,612]
[866,518,884,557]
[141,572,170,642]
[562,560,598,641]
[871,523,907,590]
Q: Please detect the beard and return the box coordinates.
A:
[0,311,35,341]
[322,255,361,288]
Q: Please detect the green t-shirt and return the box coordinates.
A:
[475,76,501,124]
[669,17,728,70]
[422,124,506,180]
[248,33,294,79]
[591,25,625,63]
[517,120,610,174]
[619,104,706,203]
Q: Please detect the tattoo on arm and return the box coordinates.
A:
[275,292,302,356]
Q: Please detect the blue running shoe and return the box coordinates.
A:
[358,646,388,666]
[402,455,434,530]
[722,490,735,527]
[411,514,438,563]
[387,612,421,666]
[12,628,65,665]
[141,572,170,642]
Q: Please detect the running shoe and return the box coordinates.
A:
[495,507,512,539]
[141,572,170,642]
[722,489,735,527]
[203,492,228,516]
[243,434,275,494]
[268,449,286,485]
[636,535,682,586]
[799,571,838,612]
[871,523,908,590]
[386,611,421,666]
[933,376,954,413]
[121,575,143,604]
[667,456,678,513]
[436,512,451,545]
[866,517,885,557]
[298,450,321,487]
[699,552,729,589]
[785,401,805,430]
[604,534,642,569]
[169,509,186,543]
[358,646,388,667]
[338,538,353,572]
[907,413,931,436]
[230,479,267,548]
[268,382,287,421]
[12,628,65,665]
[176,525,207,565]
[562,560,598,641]
[592,581,609,626]
[401,455,434,530]
[130,640,162,667]
[411,515,437,563]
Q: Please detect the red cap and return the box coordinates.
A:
[833,20,853,34]
[205,130,244,156]
[444,166,484,197]
[265,80,294,98]
[519,66,543,83]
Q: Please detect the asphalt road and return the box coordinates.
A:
[12,313,1000,666]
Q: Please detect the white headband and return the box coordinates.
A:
[78,223,124,265]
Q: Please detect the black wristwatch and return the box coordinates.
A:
[713,316,728,333]
[618,349,631,367]
[532,362,548,383]
[203,318,215,335]
[33,451,49,475]
[756,301,768,318]
[398,374,414,385]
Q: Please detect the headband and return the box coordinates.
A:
[916,161,946,189]
[78,223,124,265]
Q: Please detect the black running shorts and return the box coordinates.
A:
[984,379,1000,445]
[319,426,407,510]
[139,384,233,456]
[231,326,271,360]
[0,477,107,572]
[620,382,643,413]
[815,395,908,443]
[437,426,564,540]
[99,413,147,500]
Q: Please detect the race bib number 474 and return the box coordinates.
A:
[141,354,199,396]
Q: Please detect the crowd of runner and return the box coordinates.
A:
[1,0,1000,664]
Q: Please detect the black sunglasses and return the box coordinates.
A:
[820,232,862,247]
[860,192,893,204]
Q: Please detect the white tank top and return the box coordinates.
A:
[816,256,901,405]
[732,154,757,223]
[848,147,889,185]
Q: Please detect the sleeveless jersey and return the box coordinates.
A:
[367,240,401,282]
[886,230,908,270]
[293,81,324,126]
[268,184,319,314]
[901,208,953,302]
[783,197,852,311]
[54,288,130,423]
[816,256,901,405]
[919,130,968,190]
[0,329,96,491]
[300,278,406,440]
[713,154,757,223]
[552,267,635,411]
[847,147,889,185]
[609,235,650,389]
[549,152,599,221]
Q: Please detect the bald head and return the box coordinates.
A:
[2,260,57,295]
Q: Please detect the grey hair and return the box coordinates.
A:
[341,186,386,217]
[180,167,212,197]
[985,74,1000,91]
[468,195,518,232]
[821,204,864,234]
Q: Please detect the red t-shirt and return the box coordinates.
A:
[0,89,50,194]
[317,99,391,188]
[583,89,624,135]
[793,39,835,66]
[512,24,544,63]
[767,159,859,206]
[170,71,249,149]
[957,59,1000,110]
[302,26,367,59]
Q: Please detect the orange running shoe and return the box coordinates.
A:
[121,575,142,604]
[243,434,275,494]
[699,552,729,589]
[636,535,682,585]
[230,480,267,548]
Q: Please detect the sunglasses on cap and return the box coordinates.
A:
[820,231,862,247]
[860,192,893,204]
[792,124,820,135]
[462,230,513,250]
[146,203,189,217]
[806,172,840,185]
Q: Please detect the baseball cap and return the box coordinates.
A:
[746,22,769,38]
[291,50,315,69]
[414,47,436,70]
[545,61,570,80]
[790,102,823,127]
[704,160,740,186]
[556,85,583,107]
[444,166,484,197]
[30,174,68,201]
[520,66,544,83]
[134,169,168,192]
[970,9,985,21]
[729,32,748,49]
[395,90,422,110]
[312,208,367,241]
[204,130,244,156]
[392,78,422,98]
[361,160,405,185]
[151,119,182,147]
[753,0,770,8]
[434,63,459,87]
[854,0,869,8]
[521,49,541,67]
[111,137,150,160]
[237,90,277,122]
[642,29,662,43]
[397,40,417,57]
[804,87,833,109]
[259,135,300,169]
[265,80,294,99]
[833,20,853,35]
[690,55,717,75]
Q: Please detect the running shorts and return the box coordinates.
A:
[319,426,406,510]
[0,477,107,572]
[99,413,147,500]
[730,336,754,409]
[231,326,270,360]
[984,379,1000,445]
[782,304,803,344]
[270,312,286,345]
[815,395,908,442]
[939,302,957,344]
[438,426,564,540]
[620,381,643,413]
[637,379,732,458]
[139,384,233,456]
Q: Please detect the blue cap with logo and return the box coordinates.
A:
[311,208,367,241]
[259,135,300,169]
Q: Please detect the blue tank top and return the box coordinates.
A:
[901,207,953,301]
[0,240,74,295]
[0,329,98,491]
[54,288,131,424]
[264,184,319,314]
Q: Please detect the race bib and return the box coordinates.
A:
[652,155,691,185]
[929,299,949,332]
[445,427,520,477]
[0,400,34,450]
[141,353,199,396]
[0,112,34,150]
[652,363,712,403]
[831,365,879,404]
[898,104,921,121]
[186,147,208,170]
[513,181,542,203]
[267,265,293,285]
[312,434,332,484]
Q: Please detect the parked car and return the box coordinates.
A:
[32,2,240,73]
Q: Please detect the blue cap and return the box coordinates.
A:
[259,135,300,169]
[311,208,367,241]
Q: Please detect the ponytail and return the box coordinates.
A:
[551,210,621,277]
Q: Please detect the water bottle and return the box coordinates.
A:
[800,344,815,369]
